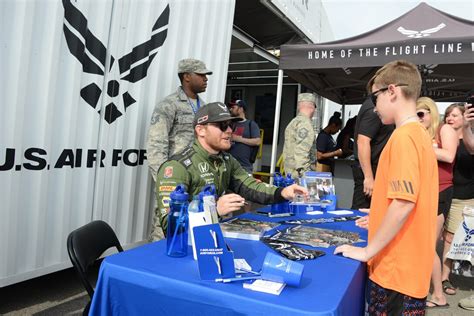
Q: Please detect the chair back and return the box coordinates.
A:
[67,220,123,298]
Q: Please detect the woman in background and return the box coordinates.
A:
[316,112,343,173]
[441,103,474,297]
[416,97,457,309]
[457,99,474,311]
[336,116,357,158]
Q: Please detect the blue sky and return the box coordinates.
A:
[322,0,473,40]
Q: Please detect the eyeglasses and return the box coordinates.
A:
[369,83,408,105]
[417,110,430,119]
[208,120,236,132]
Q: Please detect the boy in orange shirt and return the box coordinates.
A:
[335,60,438,314]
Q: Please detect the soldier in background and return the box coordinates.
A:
[146,58,212,241]
[282,93,317,178]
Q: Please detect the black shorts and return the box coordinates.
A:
[438,186,453,218]
[368,280,426,315]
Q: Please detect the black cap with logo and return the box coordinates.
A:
[193,102,243,126]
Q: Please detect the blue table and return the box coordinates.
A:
[90,210,368,315]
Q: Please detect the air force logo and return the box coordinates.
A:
[462,221,474,242]
[397,23,446,38]
[62,0,170,124]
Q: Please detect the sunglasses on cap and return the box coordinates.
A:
[369,83,408,105]
[207,120,236,132]
[417,110,430,119]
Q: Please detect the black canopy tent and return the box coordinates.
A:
[268,2,473,178]
[279,2,474,105]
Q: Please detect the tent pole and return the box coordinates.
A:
[269,69,284,185]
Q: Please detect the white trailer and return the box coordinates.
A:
[0,0,235,287]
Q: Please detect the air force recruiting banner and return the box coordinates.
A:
[279,3,474,104]
[0,0,234,286]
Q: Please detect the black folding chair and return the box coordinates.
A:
[67,220,124,315]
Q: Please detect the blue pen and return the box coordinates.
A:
[215,276,261,283]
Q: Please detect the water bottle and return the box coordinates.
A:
[166,185,189,257]
[282,174,295,213]
[188,195,201,213]
[272,173,285,214]
[273,172,283,188]
[200,185,218,223]
[188,195,202,260]
[284,174,295,187]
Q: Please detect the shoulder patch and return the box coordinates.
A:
[298,127,309,139]
[170,147,195,169]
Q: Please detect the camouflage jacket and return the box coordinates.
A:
[146,86,206,180]
[282,113,315,177]
[156,141,285,231]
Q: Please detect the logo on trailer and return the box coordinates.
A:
[62,0,170,124]
[397,23,446,38]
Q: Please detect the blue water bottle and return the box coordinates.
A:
[199,184,216,203]
[284,174,295,187]
[273,172,283,187]
[166,185,189,257]
[199,184,218,223]
[271,173,285,214]
[282,174,295,213]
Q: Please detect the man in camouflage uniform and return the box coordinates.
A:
[282,93,317,178]
[156,102,308,232]
[147,58,212,241]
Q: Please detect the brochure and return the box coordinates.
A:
[220,218,279,241]
[268,225,364,248]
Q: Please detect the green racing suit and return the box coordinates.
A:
[155,140,285,232]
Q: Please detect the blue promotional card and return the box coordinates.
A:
[193,224,235,280]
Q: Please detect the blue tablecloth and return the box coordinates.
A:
[90,210,368,315]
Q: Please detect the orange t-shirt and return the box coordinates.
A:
[367,122,438,298]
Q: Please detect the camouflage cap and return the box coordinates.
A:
[298,93,316,105]
[194,102,242,126]
[178,58,212,75]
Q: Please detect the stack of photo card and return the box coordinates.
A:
[303,172,334,202]
[268,225,364,248]
[243,279,286,295]
[280,216,361,225]
[220,218,279,241]
[261,238,326,261]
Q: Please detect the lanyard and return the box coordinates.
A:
[187,97,200,114]
[181,87,200,114]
